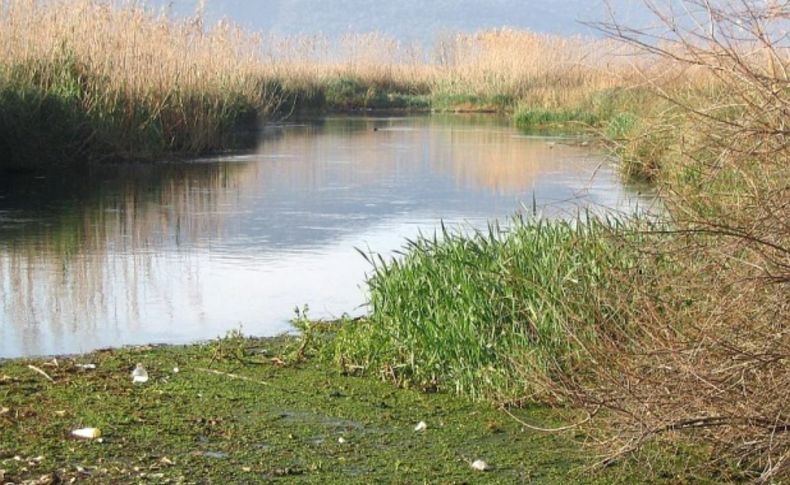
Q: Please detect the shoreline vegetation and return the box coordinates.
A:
[0,0,642,172]
[1,0,788,482]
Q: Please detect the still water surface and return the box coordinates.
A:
[0,115,652,358]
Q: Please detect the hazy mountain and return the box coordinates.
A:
[160,0,649,43]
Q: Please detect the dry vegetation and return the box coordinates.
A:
[0,0,277,168]
[568,2,790,480]
[258,29,639,108]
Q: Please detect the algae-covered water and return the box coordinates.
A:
[0,336,706,484]
[0,115,654,358]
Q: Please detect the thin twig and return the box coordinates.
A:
[500,405,600,433]
[27,365,55,383]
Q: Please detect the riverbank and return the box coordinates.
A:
[0,0,637,172]
[0,334,716,484]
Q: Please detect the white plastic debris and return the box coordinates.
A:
[471,459,490,472]
[172,367,180,374]
[414,421,427,432]
[131,363,149,384]
[71,428,102,440]
[76,364,96,370]
[337,437,347,444]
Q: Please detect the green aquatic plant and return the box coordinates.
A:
[334,214,647,402]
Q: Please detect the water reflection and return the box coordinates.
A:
[0,115,653,358]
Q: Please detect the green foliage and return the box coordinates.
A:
[431,92,515,112]
[514,108,599,130]
[606,112,638,140]
[334,215,644,402]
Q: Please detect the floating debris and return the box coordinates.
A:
[71,428,102,440]
[131,363,149,384]
[414,421,427,432]
[471,459,491,472]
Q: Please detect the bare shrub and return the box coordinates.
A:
[562,1,790,480]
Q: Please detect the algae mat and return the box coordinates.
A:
[0,337,699,483]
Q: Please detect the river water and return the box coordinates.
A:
[0,115,653,358]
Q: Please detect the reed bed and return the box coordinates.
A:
[0,0,650,169]
[0,0,277,169]
[259,29,640,111]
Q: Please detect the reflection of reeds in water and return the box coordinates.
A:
[0,163,257,343]
[256,117,594,195]
[432,135,593,195]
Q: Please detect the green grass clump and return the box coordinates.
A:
[431,92,515,112]
[514,108,600,129]
[334,215,641,402]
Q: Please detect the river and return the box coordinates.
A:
[0,114,654,358]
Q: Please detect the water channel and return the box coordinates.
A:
[0,115,654,358]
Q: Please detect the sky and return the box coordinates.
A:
[157,0,649,43]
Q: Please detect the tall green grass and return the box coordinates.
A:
[334,215,644,402]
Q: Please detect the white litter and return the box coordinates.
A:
[71,428,102,440]
[76,364,96,370]
[131,363,149,384]
[471,459,490,472]
[172,367,180,373]
[337,437,347,444]
[414,421,427,432]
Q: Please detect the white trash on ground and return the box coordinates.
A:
[414,421,427,432]
[71,428,102,439]
[131,363,149,384]
[471,459,491,472]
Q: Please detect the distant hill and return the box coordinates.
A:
[162,0,648,44]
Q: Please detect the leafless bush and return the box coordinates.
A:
[559,1,790,481]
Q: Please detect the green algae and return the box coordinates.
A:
[0,336,712,483]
